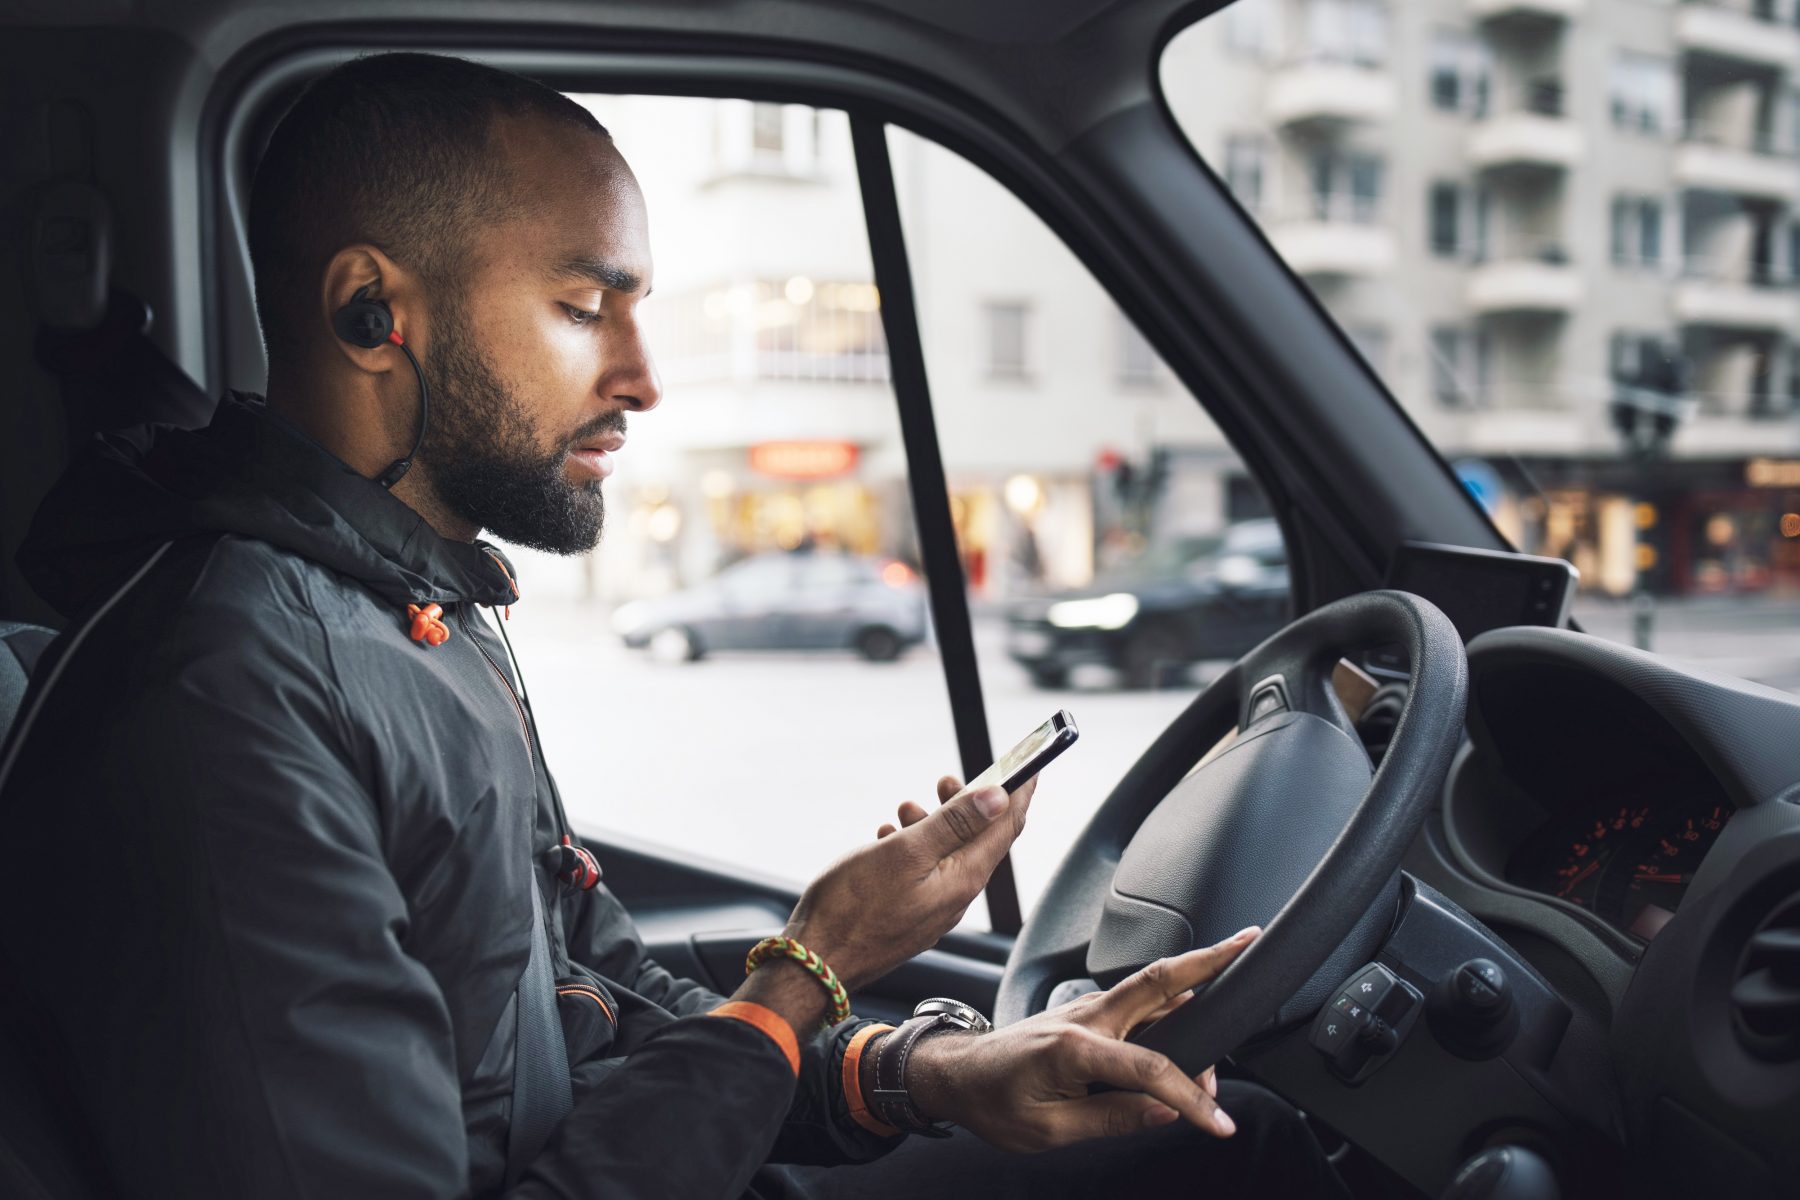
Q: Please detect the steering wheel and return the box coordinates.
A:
[995,590,1467,1076]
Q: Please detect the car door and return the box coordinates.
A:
[709,555,800,650]
[780,554,864,649]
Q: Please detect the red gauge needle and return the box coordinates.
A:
[1633,872,1685,884]
[1558,859,1601,897]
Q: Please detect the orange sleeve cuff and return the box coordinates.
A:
[708,1001,801,1076]
[843,1022,901,1137]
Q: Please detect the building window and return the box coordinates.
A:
[1609,53,1677,135]
[1224,0,1276,58]
[1429,30,1492,115]
[1116,312,1161,386]
[1223,135,1266,212]
[751,102,784,153]
[1610,196,1664,268]
[1430,183,1461,256]
[1309,150,1383,222]
[712,101,824,177]
[1428,183,1490,259]
[984,301,1030,379]
[1430,326,1489,407]
[1303,0,1388,67]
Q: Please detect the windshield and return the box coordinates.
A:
[1164,0,1800,694]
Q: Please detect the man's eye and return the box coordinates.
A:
[561,303,601,325]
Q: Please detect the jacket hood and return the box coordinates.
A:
[19,392,521,618]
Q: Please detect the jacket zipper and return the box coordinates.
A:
[456,605,534,767]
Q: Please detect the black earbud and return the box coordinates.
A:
[331,285,429,490]
[333,285,397,349]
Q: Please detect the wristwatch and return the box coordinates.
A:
[867,997,992,1134]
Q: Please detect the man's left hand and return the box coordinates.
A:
[897,928,1260,1153]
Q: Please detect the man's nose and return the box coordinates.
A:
[605,321,661,413]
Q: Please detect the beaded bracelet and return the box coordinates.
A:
[745,936,852,1026]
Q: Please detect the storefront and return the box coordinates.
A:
[1484,456,1800,598]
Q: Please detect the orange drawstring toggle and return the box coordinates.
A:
[406,603,451,647]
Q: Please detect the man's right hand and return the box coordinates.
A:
[782,772,1033,993]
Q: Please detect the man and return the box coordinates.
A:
[0,53,1347,1198]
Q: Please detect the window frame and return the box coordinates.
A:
[203,29,1501,930]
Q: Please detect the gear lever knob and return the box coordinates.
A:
[1440,1146,1559,1200]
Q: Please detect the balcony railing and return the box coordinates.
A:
[1681,120,1797,158]
[1681,0,1788,23]
[1267,58,1397,126]
[1680,254,1799,289]
[1467,247,1582,313]
[1292,192,1385,225]
[1268,196,1395,275]
[1471,84,1582,170]
[1676,0,1800,68]
[1674,257,1800,329]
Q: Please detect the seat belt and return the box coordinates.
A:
[504,877,574,1187]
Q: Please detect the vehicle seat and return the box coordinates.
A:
[0,619,111,1200]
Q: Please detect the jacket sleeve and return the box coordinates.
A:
[561,876,910,1165]
[0,595,804,1200]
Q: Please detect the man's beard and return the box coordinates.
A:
[417,299,617,555]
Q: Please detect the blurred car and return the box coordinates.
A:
[1006,519,1290,689]
[612,551,928,663]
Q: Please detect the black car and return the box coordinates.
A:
[1007,519,1290,689]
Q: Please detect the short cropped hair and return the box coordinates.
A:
[247,52,608,371]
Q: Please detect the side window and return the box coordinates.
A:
[888,129,1291,913]
[1163,7,1800,695]
[502,95,961,895]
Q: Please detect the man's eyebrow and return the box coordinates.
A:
[553,257,650,296]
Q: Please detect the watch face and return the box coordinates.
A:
[914,996,992,1034]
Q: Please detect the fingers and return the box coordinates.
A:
[936,775,963,804]
[1093,926,1260,1032]
[1068,1034,1235,1138]
[1126,988,1195,1040]
[1199,1066,1217,1099]
[909,783,1013,859]
[1039,1092,1184,1146]
[877,800,932,840]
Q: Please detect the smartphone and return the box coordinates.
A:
[958,710,1079,798]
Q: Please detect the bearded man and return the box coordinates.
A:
[0,52,1347,1200]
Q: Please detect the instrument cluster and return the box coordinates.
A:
[1504,794,1732,941]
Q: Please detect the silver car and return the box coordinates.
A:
[612,552,929,663]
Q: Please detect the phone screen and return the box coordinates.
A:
[963,711,1077,796]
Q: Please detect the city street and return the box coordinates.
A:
[501,594,1800,926]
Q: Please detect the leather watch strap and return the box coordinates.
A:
[867,1014,955,1136]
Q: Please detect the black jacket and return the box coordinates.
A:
[0,395,900,1199]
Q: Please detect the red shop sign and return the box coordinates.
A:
[748,441,860,480]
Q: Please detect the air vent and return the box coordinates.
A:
[1731,894,1800,1060]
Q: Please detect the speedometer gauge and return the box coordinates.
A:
[1614,804,1731,940]
[1546,804,1653,911]
[1509,798,1733,940]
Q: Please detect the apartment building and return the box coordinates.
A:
[543,1,1799,607]
[1164,0,1800,594]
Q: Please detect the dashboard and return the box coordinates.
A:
[1405,625,1800,1197]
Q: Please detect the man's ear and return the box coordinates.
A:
[321,246,414,372]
